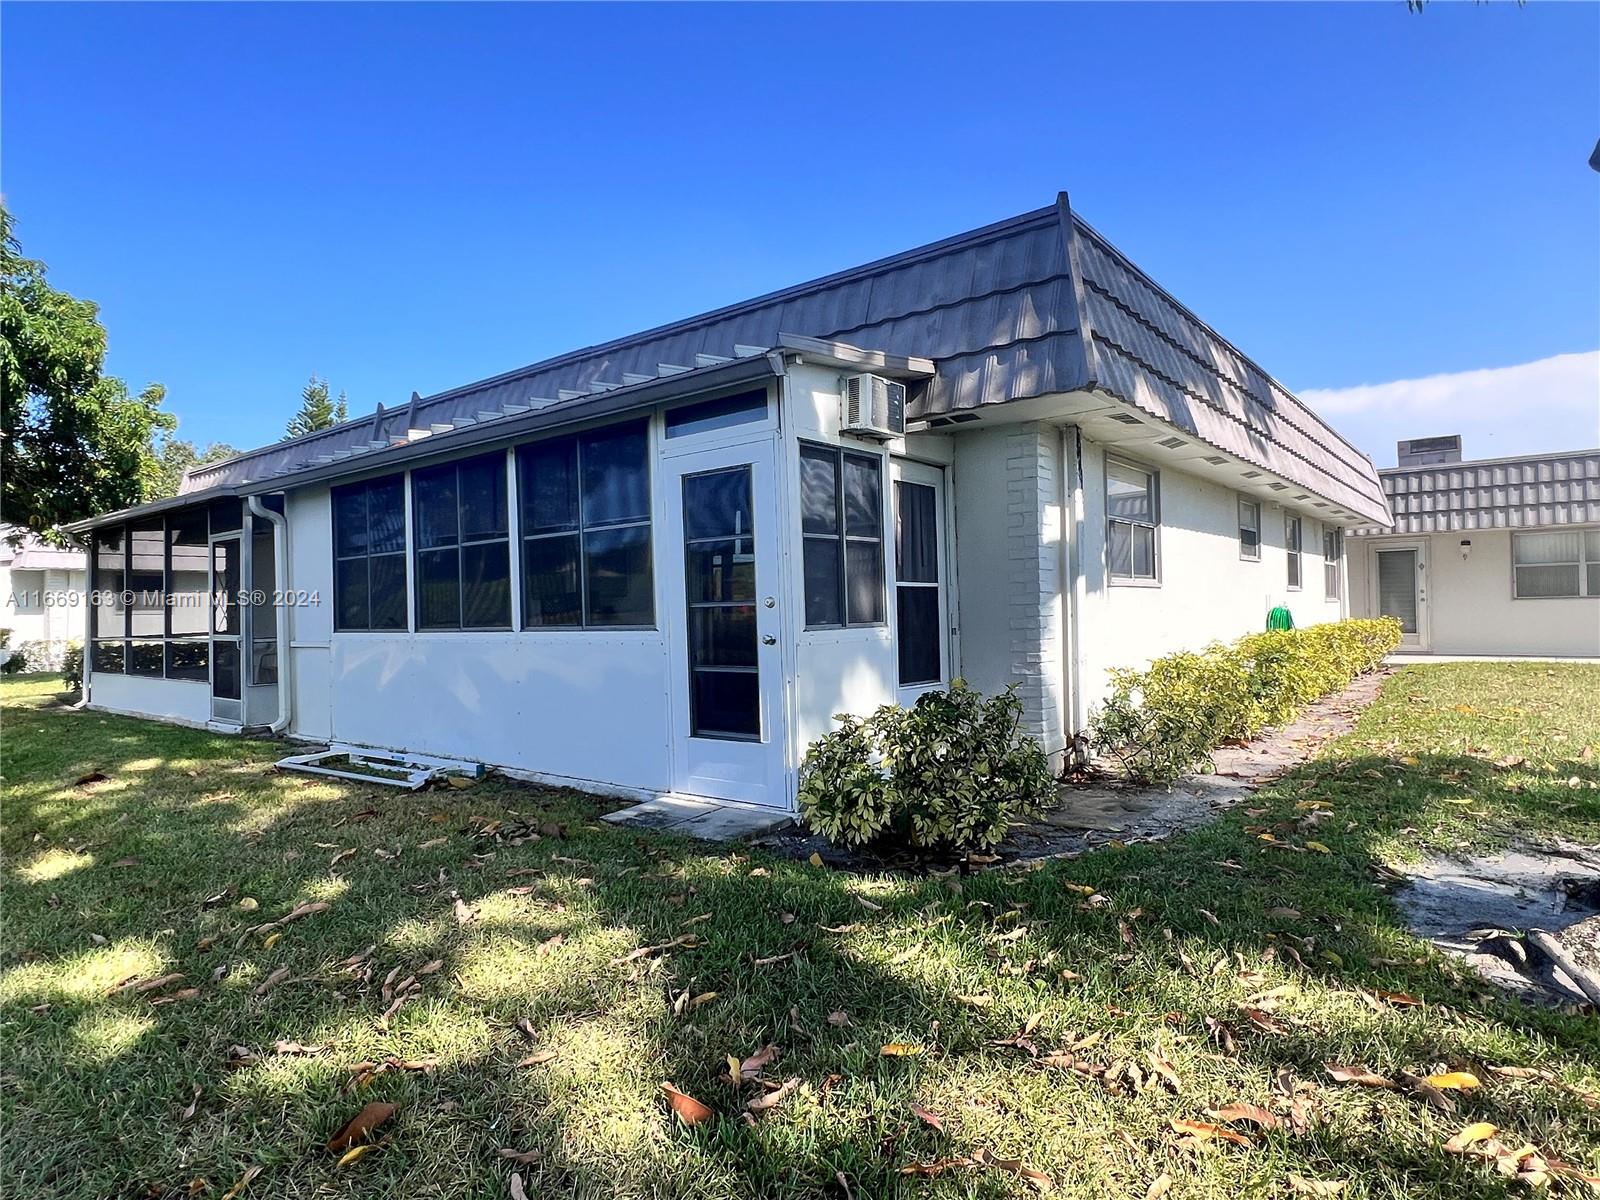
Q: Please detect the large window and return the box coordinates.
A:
[1238,497,1261,562]
[1285,515,1303,590]
[1107,457,1159,583]
[332,475,407,631]
[517,420,653,627]
[1513,530,1600,599]
[800,443,885,628]
[412,453,512,629]
[1323,526,1343,600]
[88,506,215,680]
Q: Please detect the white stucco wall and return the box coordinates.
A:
[1071,432,1347,717]
[88,672,211,726]
[1350,530,1600,657]
[1,566,87,645]
[783,361,956,758]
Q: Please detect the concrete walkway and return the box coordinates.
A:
[1386,652,1599,665]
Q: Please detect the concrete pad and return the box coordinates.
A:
[601,795,721,831]
[602,795,792,842]
[671,805,793,842]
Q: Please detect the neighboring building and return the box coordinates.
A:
[63,194,1389,811]
[1,525,87,661]
[1349,439,1600,657]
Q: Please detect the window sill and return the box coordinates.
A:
[1108,577,1161,588]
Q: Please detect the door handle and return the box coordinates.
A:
[761,634,777,646]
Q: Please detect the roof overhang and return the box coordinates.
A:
[915,386,1395,527]
[65,335,928,534]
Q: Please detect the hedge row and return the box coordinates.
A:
[1090,617,1402,783]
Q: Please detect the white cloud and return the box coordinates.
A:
[1299,350,1600,467]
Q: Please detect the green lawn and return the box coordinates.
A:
[2,664,1598,1199]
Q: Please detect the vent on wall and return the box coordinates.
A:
[1107,412,1143,425]
[1157,436,1188,449]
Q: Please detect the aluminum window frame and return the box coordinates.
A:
[1105,454,1161,587]
[331,472,409,632]
[515,418,656,631]
[1238,496,1262,562]
[1285,514,1303,591]
[1323,525,1343,601]
[1510,527,1600,600]
[86,508,215,681]
[798,440,887,630]
[410,450,514,632]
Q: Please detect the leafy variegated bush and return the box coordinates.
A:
[1092,617,1402,784]
[799,681,1054,852]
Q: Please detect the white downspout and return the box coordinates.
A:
[246,495,292,735]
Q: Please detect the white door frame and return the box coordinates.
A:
[1372,540,1430,651]
[659,434,790,808]
[889,458,952,706]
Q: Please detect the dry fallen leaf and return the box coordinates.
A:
[497,1148,543,1164]
[972,1147,1054,1191]
[179,1084,203,1121]
[660,1081,713,1125]
[1144,1173,1173,1200]
[746,1076,800,1114]
[1207,1101,1279,1129]
[1170,1117,1252,1146]
[808,852,824,867]
[326,1101,397,1152]
[1324,1064,1393,1089]
[1424,1071,1480,1091]
[910,1103,945,1132]
[880,1043,925,1057]
[253,967,290,997]
[1443,1121,1499,1153]
[335,1144,374,1169]
[218,1165,263,1200]
[516,1050,558,1068]
[508,1171,529,1200]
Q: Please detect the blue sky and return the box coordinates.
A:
[4,2,1597,465]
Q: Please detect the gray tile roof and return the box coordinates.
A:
[179,193,1388,523]
[1350,449,1600,535]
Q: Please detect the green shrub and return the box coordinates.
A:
[61,641,83,692]
[0,652,23,675]
[1091,617,1401,784]
[799,681,1055,853]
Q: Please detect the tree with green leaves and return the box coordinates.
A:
[284,375,348,439]
[1,205,175,541]
[150,437,240,500]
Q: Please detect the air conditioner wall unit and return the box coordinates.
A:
[839,373,906,440]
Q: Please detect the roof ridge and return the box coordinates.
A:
[191,201,1063,480]
[1069,215,1376,470]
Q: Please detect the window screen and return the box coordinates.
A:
[517,420,653,627]
[799,443,884,627]
[87,506,217,681]
[333,474,407,630]
[1285,515,1303,589]
[411,452,511,629]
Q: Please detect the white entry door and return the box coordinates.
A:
[891,459,950,704]
[661,437,789,808]
[1374,543,1428,650]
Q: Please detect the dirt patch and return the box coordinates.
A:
[1395,841,1600,1007]
[757,670,1389,872]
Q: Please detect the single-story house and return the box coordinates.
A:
[1,524,87,661]
[1348,438,1600,657]
[64,193,1391,812]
